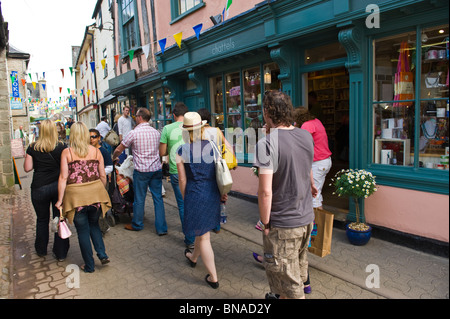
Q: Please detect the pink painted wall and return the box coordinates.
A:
[155,0,262,50]
[365,185,449,243]
[232,167,449,243]
[230,166,259,196]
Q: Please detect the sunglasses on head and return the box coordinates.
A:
[90,135,99,139]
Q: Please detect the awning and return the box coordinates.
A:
[97,94,116,105]
[77,103,97,115]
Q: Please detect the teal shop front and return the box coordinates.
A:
[156,0,449,249]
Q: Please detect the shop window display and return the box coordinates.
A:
[208,63,281,163]
[372,26,449,169]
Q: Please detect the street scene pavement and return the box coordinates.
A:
[0,157,448,301]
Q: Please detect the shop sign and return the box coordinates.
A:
[211,38,236,56]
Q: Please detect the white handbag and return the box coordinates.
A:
[209,141,233,195]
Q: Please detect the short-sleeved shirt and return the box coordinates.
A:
[160,121,184,175]
[122,122,161,172]
[118,115,134,140]
[254,128,315,228]
[301,119,332,162]
[26,142,67,189]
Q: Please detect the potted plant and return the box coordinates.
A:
[331,169,378,245]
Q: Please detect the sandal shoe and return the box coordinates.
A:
[252,252,263,263]
[184,249,196,268]
[205,274,219,289]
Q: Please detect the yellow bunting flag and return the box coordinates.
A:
[32,82,36,89]
[174,32,183,49]
[101,59,106,69]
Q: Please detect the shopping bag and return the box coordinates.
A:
[58,217,72,239]
[308,208,334,257]
[222,143,237,170]
[393,42,414,107]
[210,141,233,195]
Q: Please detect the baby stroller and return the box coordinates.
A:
[108,161,134,226]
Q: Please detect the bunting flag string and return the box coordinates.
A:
[142,44,151,59]
[158,38,167,54]
[193,23,203,39]
[173,32,183,49]
[128,50,135,62]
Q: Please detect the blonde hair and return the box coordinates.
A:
[183,127,205,144]
[33,119,58,153]
[114,113,121,123]
[69,122,90,158]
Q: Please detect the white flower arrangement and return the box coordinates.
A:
[330,169,377,231]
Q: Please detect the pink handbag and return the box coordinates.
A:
[58,208,72,239]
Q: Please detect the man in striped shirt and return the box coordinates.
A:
[113,108,167,234]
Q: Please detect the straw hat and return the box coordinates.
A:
[182,112,207,130]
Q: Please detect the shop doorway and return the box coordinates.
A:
[305,66,350,213]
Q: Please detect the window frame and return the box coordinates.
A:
[367,24,449,195]
[170,0,205,24]
[207,62,282,166]
[118,0,141,57]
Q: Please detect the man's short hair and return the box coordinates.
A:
[173,102,189,117]
[101,116,107,121]
[136,107,151,122]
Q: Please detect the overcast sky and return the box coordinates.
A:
[2,0,96,99]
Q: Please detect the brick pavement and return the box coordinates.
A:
[2,157,449,299]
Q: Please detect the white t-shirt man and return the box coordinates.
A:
[96,118,111,138]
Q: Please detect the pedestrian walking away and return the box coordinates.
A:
[117,106,135,157]
[294,107,332,210]
[113,107,167,234]
[23,119,69,261]
[159,102,195,248]
[254,90,318,299]
[55,122,112,273]
[96,116,113,155]
[176,112,229,289]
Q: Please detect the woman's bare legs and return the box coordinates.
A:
[187,231,218,282]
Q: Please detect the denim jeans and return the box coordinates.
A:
[73,206,108,272]
[31,180,69,259]
[133,169,167,234]
[170,174,195,246]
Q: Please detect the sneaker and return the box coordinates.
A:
[265,292,280,299]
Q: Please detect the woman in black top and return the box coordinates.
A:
[24,119,69,261]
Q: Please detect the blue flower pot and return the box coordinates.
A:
[346,224,372,246]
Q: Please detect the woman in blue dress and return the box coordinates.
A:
[176,112,228,289]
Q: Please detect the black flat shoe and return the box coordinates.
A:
[205,274,219,289]
[184,249,196,268]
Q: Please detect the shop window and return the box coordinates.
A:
[209,63,281,164]
[210,76,224,130]
[372,26,449,170]
[150,88,173,130]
